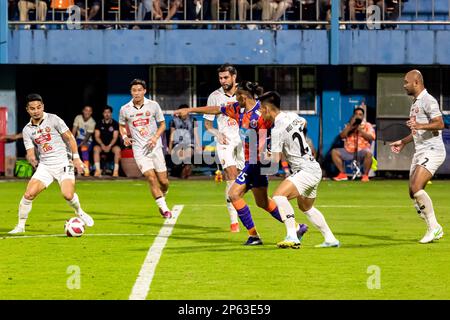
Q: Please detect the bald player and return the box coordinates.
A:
[390,70,446,244]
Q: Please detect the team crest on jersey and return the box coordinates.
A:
[146,111,150,116]
[414,107,419,113]
[45,127,51,133]
[109,126,114,132]
[250,119,258,129]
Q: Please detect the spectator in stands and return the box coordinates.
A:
[105,0,134,29]
[260,0,293,30]
[75,0,101,29]
[348,0,373,23]
[331,106,375,182]
[186,0,210,25]
[210,0,233,24]
[318,0,346,29]
[152,0,183,22]
[72,105,96,176]
[377,0,402,29]
[93,106,121,177]
[168,104,201,179]
[18,0,48,30]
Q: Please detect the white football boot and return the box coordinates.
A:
[77,210,94,227]
[419,225,444,244]
[8,225,25,234]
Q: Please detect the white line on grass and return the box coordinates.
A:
[129,205,184,300]
[0,233,152,240]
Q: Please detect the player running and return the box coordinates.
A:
[119,79,172,219]
[259,91,340,249]
[8,93,94,234]
[204,64,245,233]
[175,81,307,246]
[390,70,446,244]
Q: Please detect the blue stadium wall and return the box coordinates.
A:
[1,28,450,160]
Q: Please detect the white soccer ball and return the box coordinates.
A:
[65,217,85,237]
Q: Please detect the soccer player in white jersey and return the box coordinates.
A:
[259,91,340,249]
[204,64,245,233]
[119,79,172,219]
[390,70,446,244]
[8,94,94,234]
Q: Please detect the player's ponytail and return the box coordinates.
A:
[238,81,264,98]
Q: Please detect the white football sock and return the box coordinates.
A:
[18,196,33,228]
[95,162,101,171]
[273,195,298,239]
[304,207,337,243]
[114,164,119,172]
[414,190,439,231]
[67,193,82,215]
[226,180,239,224]
[155,196,170,213]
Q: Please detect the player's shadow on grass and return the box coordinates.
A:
[337,232,418,246]
[124,221,227,234]
[46,210,144,221]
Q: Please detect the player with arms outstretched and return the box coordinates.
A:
[8,93,94,234]
[175,81,307,245]
[204,64,245,233]
[119,79,172,218]
[259,91,339,249]
[390,70,446,244]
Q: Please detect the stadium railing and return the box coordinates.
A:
[6,0,450,30]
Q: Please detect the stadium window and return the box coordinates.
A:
[256,66,316,114]
[347,66,371,91]
[149,66,194,112]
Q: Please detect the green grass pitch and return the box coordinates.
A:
[1,179,449,300]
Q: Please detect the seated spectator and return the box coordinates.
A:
[72,105,96,176]
[260,0,293,30]
[18,0,48,30]
[348,0,373,22]
[377,0,402,29]
[93,106,121,177]
[210,0,233,23]
[75,0,101,29]
[186,0,210,23]
[153,0,183,22]
[331,106,375,182]
[318,0,346,29]
[168,104,201,179]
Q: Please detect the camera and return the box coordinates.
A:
[354,118,362,125]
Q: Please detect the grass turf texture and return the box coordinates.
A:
[0,179,449,299]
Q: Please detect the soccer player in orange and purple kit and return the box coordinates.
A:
[175,81,308,246]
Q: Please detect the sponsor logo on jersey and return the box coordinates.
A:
[42,143,53,153]
[227,118,237,126]
[136,113,144,117]
[132,118,150,127]
[35,133,51,145]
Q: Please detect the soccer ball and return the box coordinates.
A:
[65,217,85,237]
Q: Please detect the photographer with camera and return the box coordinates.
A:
[331,106,376,182]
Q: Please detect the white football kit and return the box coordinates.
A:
[119,98,167,174]
[271,112,322,198]
[205,87,245,170]
[409,89,446,176]
[22,112,74,187]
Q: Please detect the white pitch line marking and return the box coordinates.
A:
[0,233,153,240]
[184,204,416,208]
[129,205,184,300]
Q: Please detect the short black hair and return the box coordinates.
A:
[217,63,237,76]
[130,78,147,90]
[237,81,264,97]
[177,104,189,110]
[103,105,113,112]
[26,93,43,105]
[354,106,365,115]
[259,91,281,110]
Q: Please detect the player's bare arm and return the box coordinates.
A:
[26,147,39,168]
[149,121,166,148]
[390,134,413,153]
[94,129,106,151]
[108,130,119,152]
[204,119,228,145]
[119,124,134,146]
[407,115,445,131]
[61,130,85,173]
[174,106,221,118]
